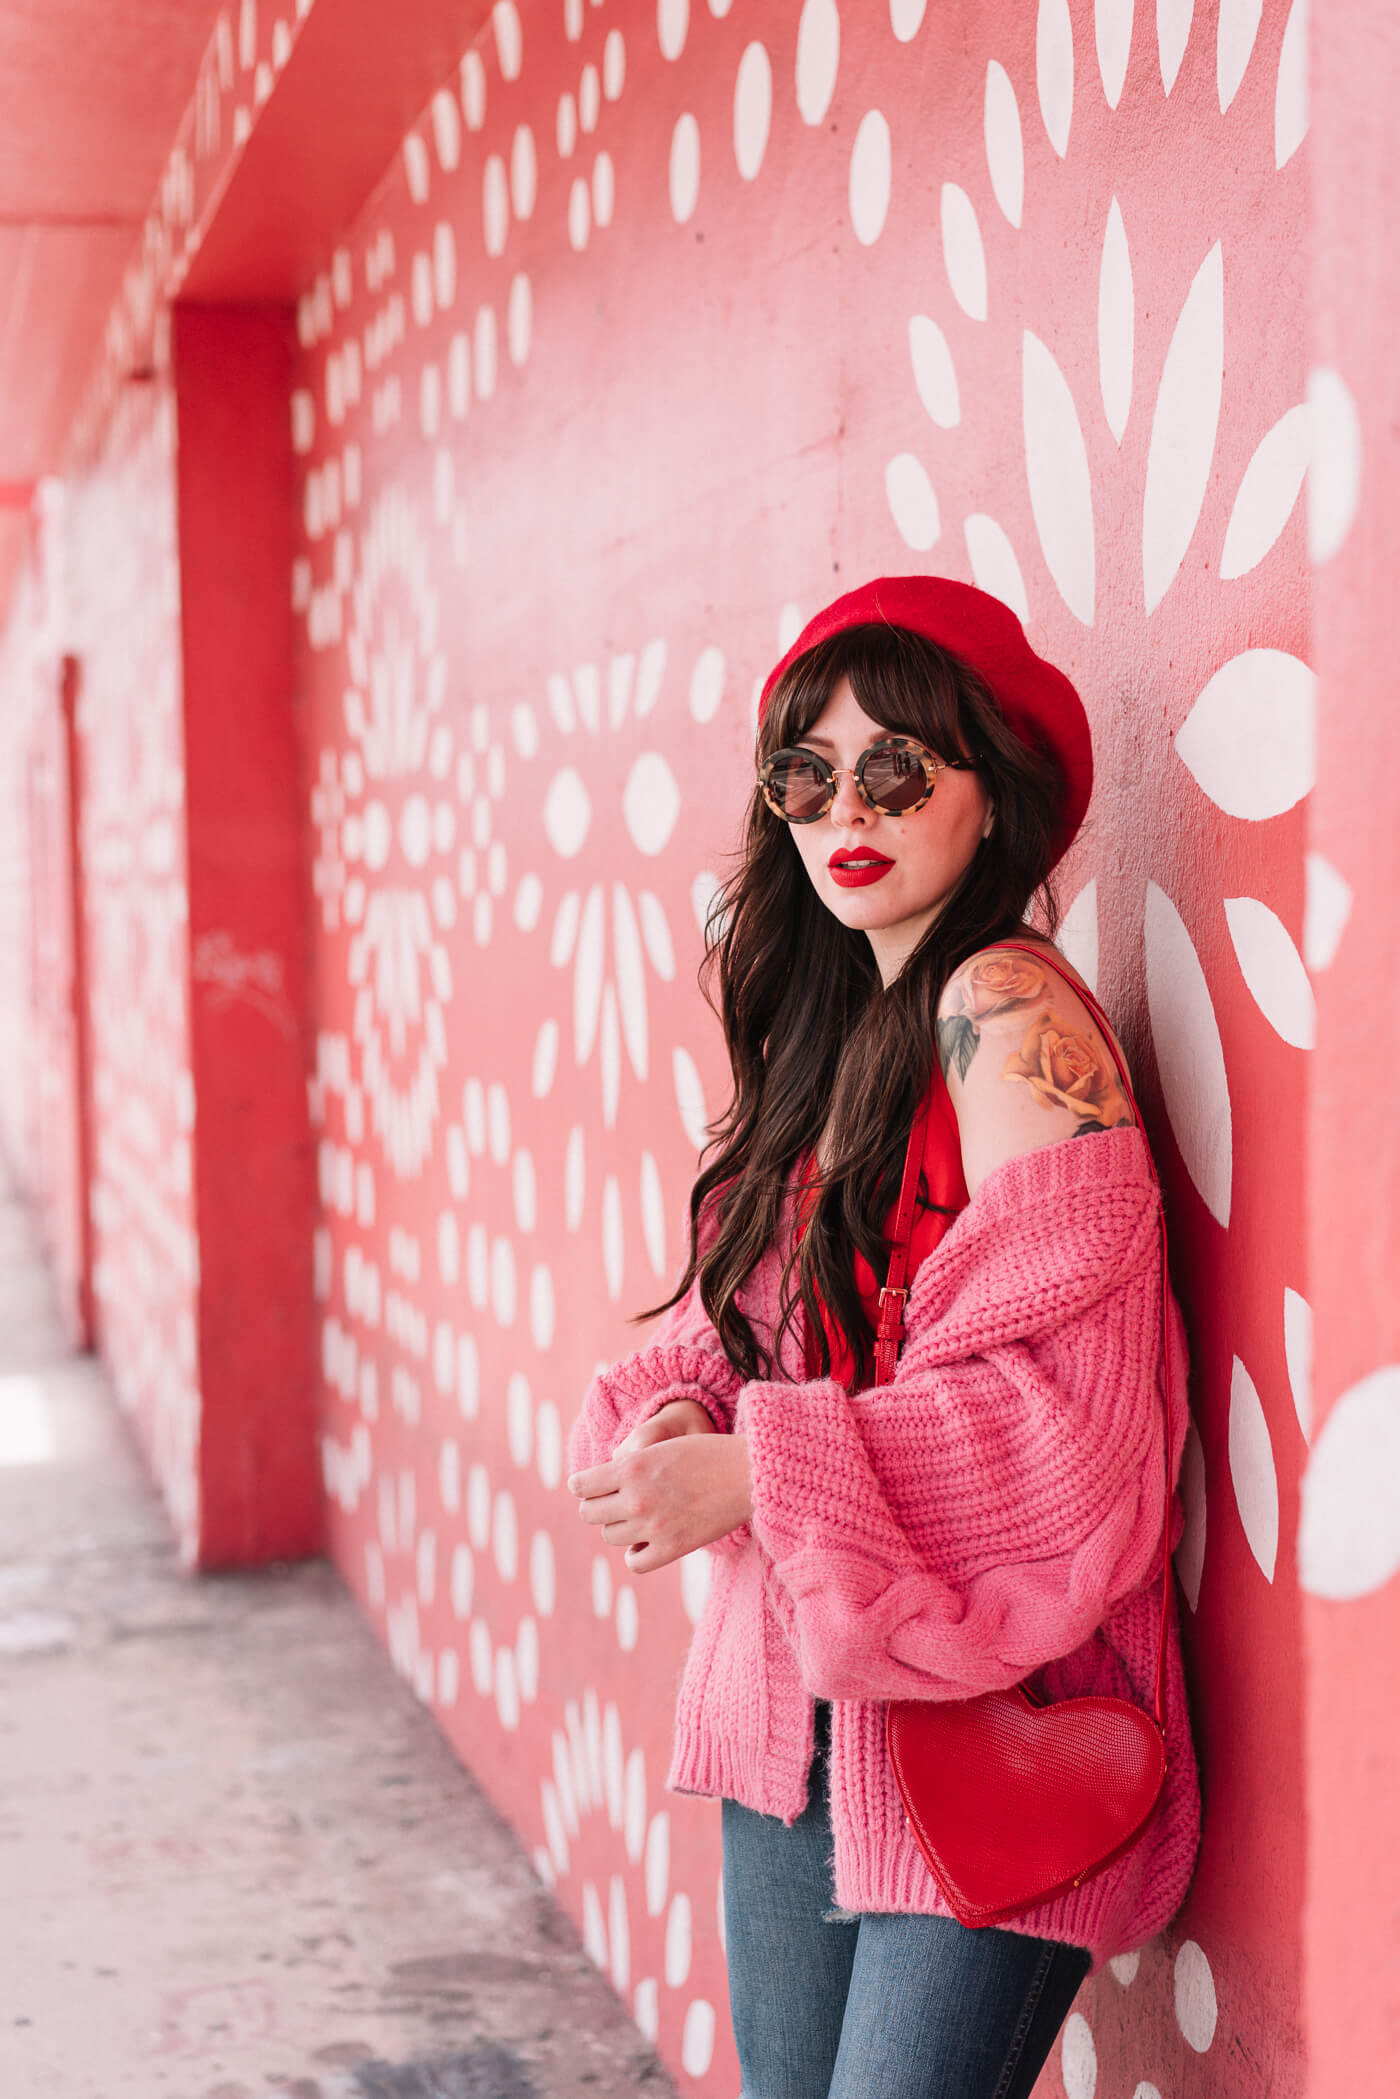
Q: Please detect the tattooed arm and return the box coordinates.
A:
[935,945,1139,1199]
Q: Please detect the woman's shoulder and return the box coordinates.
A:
[934,933,1140,1200]
[941,929,1095,1007]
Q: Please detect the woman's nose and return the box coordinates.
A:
[828,769,870,824]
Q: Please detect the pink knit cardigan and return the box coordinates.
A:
[566,1125,1202,1971]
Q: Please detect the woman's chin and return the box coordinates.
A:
[827,896,945,953]
[823,875,918,926]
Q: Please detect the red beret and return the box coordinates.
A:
[758,575,1093,870]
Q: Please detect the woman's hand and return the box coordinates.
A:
[567,1407,753,1574]
[614,1396,717,1457]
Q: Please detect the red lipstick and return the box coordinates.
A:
[828,849,894,889]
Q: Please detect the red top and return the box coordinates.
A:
[798,1057,970,1387]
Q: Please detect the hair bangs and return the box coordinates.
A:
[760,625,978,770]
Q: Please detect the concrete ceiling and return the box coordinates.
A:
[0,0,227,610]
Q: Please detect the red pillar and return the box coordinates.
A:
[171,302,321,1567]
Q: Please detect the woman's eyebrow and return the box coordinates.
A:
[798,733,838,749]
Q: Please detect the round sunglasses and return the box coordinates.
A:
[758,735,980,824]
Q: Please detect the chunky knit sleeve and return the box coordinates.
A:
[735,1126,1188,1703]
[565,1274,745,1476]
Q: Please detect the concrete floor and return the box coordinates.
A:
[0,1170,678,2099]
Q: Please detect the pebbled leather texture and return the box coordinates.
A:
[887,1686,1167,1928]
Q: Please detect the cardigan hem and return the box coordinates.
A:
[664,1719,1178,1975]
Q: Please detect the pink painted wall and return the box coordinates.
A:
[4,0,1396,2094]
[1302,4,1400,2092]
[61,377,207,1550]
[286,4,1311,2092]
[0,506,91,1337]
[3,645,88,1343]
[0,599,58,1248]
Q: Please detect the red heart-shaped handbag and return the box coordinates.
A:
[887,1683,1168,1927]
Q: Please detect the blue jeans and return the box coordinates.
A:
[720,1701,1091,2099]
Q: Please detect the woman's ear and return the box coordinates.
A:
[981,807,995,840]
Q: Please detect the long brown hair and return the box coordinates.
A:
[639,622,1069,1389]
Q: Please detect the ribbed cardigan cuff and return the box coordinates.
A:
[566,1342,742,1474]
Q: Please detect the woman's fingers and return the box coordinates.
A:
[575,1477,665,1562]
[576,1484,624,1524]
[567,1457,618,1498]
[585,1497,655,1559]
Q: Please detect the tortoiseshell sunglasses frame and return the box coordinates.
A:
[758,735,980,824]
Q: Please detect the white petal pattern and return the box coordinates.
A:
[612,884,649,1078]
[1298,1366,1400,1600]
[850,110,892,245]
[623,753,680,855]
[1174,649,1315,819]
[673,1047,708,1151]
[1144,882,1232,1227]
[600,984,621,1127]
[1061,2014,1096,2099]
[962,514,1028,621]
[1283,1285,1313,1442]
[1098,196,1133,443]
[669,113,701,224]
[1142,242,1224,614]
[1094,0,1134,109]
[1228,1355,1278,1581]
[940,184,987,320]
[1301,850,1352,972]
[574,885,605,1063]
[544,768,592,856]
[886,454,941,549]
[1157,0,1194,94]
[1216,0,1262,113]
[639,1151,667,1276]
[1224,896,1315,1048]
[637,891,676,979]
[1022,330,1096,625]
[659,0,689,63]
[1306,365,1362,565]
[983,62,1024,228]
[1174,1941,1219,2053]
[602,1174,624,1299]
[796,0,840,126]
[909,316,960,427]
[733,41,772,180]
[1274,0,1308,167]
[1220,403,1309,578]
[1036,0,1075,158]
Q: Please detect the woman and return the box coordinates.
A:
[566,577,1200,2099]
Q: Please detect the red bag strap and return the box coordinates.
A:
[874,941,1174,1735]
[872,1080,933,1385]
